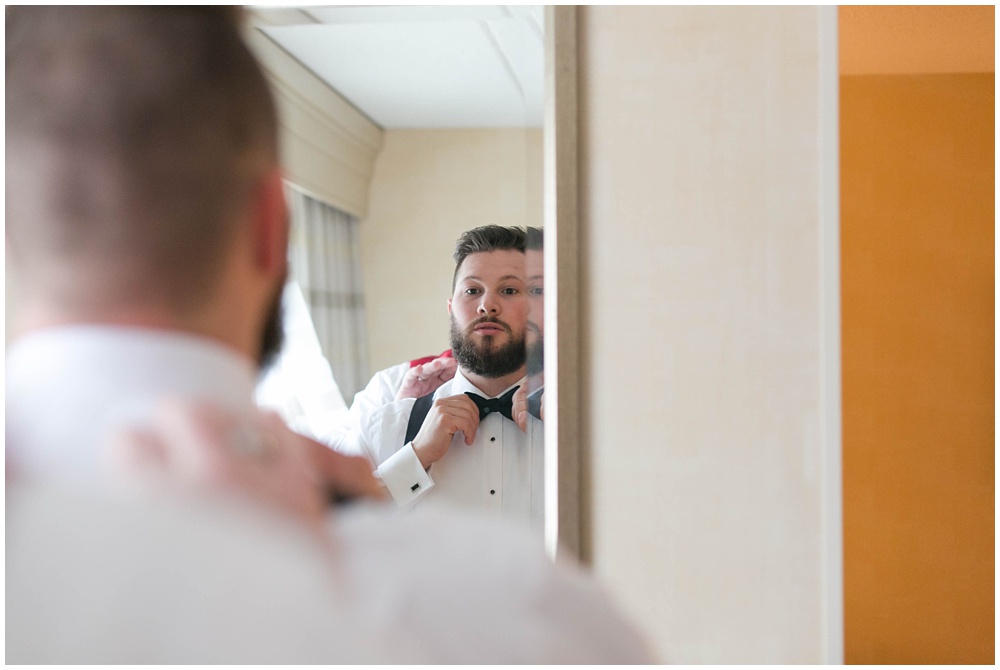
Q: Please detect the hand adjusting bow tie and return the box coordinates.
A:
[527,387,544,420]
[464,386,519,421]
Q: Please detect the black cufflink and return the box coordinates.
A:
[411,483,420,492]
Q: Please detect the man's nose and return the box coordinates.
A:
[477,293,499,315]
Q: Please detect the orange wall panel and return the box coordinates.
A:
[840,73,994,664]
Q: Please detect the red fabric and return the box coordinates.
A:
[408,349,453,368]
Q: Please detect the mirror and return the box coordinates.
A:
[250,5,543,393]
[248,6,559,542]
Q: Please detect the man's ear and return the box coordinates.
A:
[251,167,288,277]
[447,298,453,315]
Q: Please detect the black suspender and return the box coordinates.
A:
[404,392,436,445]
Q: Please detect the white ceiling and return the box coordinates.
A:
[253,5,544,129]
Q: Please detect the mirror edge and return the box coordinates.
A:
[543,5,581,562]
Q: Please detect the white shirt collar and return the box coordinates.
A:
[447,368,525,399]
[6,325,259,478]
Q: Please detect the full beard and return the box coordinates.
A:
[449,315,526,378]
[525,335,544,377]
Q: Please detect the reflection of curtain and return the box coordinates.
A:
[285,183,369,399]
[256,280,349,439]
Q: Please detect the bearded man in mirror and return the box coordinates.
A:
[334,225,545,530]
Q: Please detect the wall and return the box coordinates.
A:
[360,128,542,372]
[577,6,839,663]
[840,73,994,663]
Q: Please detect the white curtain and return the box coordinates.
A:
[285,183,370,400]
[255,280,349,439]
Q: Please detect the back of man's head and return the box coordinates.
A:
[6,7,278,315]
[451,225,526,288]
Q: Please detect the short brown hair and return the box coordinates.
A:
[452,225,526,288]
[525,226,543,251]
[6,6,278,311]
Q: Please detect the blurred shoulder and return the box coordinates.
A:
[331,502,657,664]
[6,478,394,663]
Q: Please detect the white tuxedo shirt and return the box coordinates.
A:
[337,369,545,533]
[307,361,406,445]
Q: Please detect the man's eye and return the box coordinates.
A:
[501,287,519,295]
[529,286,544,296]
[464,288,481,295]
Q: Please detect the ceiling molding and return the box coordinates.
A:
[247,8,320,28]
[245,26,383,217]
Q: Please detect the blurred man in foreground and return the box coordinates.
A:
[5,6,653,663]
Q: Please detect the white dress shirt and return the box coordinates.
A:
[349,361,409,416]
[6,325,260,480]
[6,324,654,663]
[312,361,407,446]
[340,369,545,532]
[7,478,656,663]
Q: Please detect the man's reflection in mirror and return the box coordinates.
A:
[514,226,544,429]
[327,226,544,534]
[338,226,543,420]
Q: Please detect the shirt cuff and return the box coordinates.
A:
[377,443,435,507]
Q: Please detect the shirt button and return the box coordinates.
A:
[490,437,496,442]
[490,490,496,495]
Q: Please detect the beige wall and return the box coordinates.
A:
[360,129,542,372]
[577,7,839,663]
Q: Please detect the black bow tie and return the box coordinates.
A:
[465,386,519,422]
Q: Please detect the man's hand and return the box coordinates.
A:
[303,430,385,504]
[410,394,480,470]
[512,386,529,433]
[512,372,545,432]
[395,355,458,400]
[108,399,385,528]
